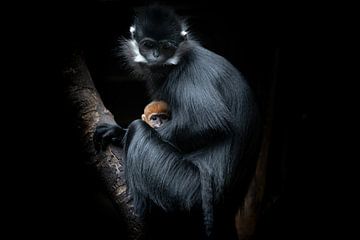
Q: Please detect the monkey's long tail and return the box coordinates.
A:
[200,170,214,239]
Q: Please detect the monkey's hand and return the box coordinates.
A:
[93,123,127,151]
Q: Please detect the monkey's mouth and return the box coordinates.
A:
[146,58,167,66]
[146,62,175,70]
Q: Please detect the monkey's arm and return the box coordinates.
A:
[124,119,204,213]
[158,85,235,150]
[123,119,233,215]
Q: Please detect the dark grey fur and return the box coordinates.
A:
[96,5,261,240]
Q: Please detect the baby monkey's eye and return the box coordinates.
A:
[160,114,169,120]
[150,115,158,121]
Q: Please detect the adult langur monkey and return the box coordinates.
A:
[94,5,261,240]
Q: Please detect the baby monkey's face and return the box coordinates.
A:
[147,113,169,128]
[142,100,170,129]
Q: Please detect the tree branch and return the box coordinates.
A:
[63,53,142,239]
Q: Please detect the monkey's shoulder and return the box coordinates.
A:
[186,45,240,76]
[173,45,244,89]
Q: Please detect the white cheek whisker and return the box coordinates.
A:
[134,55,147,63]
[130,40,147,63]
[165,55,180,65]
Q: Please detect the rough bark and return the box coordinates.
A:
[63,53,142,240]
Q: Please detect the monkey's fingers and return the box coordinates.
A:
[93,123,126,152]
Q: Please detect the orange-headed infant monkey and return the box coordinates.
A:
[142,101,170,129]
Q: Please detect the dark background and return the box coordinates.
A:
[9,0,345,239]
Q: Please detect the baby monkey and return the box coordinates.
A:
[142,101,170,129]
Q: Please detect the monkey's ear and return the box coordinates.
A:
[180,19,189,40]
[130,25,136,38]
[141,114,146,121]
[181,30,188,40]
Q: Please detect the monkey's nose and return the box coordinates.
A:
[153,49,160,58]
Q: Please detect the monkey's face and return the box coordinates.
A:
[148,113,169,129]
[142,101,170,128]
[122,6,188,68]
[138,38,178,66]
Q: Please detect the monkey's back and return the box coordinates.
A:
[159,42,261,192]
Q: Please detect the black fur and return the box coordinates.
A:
[133,5,185,44]
[95,5,261,240]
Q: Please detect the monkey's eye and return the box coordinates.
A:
[162,42,171,49]
[142,41,155,49]
[161,41,175,50]
[150,115,158,121]
[160,114,169,120]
